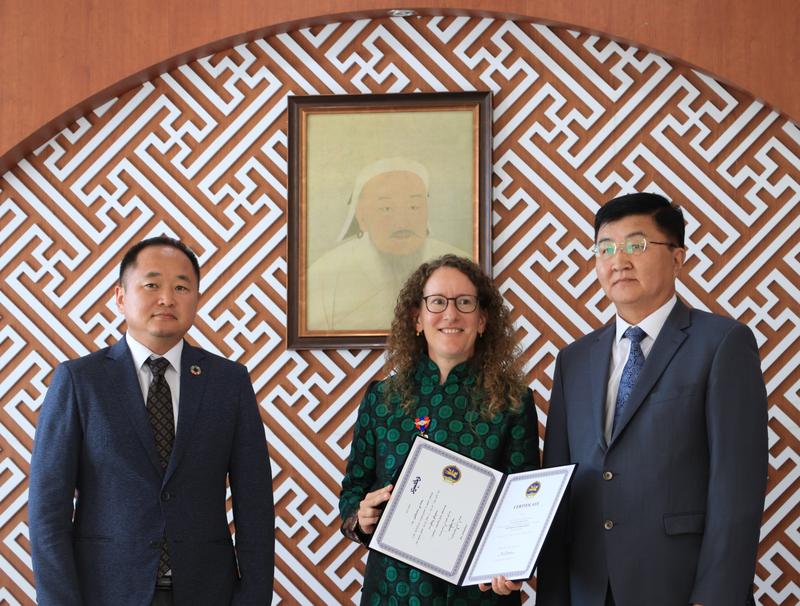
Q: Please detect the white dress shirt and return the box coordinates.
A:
[126,334,182,432]
[604,295,677,442]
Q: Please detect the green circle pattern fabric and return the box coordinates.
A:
[340,356,540,605]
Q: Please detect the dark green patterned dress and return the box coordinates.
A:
[340,356,540,605]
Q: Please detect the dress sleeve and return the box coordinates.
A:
[339,381,379,542]
[502,387,541,474]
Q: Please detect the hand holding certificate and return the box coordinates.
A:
[357,484,393,534]
[369,435,575,586]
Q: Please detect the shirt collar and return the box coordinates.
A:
[615,295,677,343]
[415,355,475,387]
[126,334,184,374]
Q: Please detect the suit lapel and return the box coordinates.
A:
[609,299,690,446]
[108,337,164,475]
[591,324,615,451]
[165,343,208,481]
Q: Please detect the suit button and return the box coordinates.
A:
[161,491,171,502]
[603,519,614,530]
[149,540,160,548]
[602,471,613,481]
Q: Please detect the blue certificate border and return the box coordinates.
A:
[373,438,499,579]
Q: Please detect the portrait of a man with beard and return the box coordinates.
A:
[306,157,469,331]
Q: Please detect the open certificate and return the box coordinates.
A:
[369,435,575,586]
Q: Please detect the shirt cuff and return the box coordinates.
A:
[341,513,372,546]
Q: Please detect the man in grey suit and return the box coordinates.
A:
[535,193,768,606]
[29,237,274,605]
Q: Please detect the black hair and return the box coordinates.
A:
[118,236,200,287]
[594,192,685,247]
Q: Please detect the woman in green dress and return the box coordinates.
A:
[339,255,540,605]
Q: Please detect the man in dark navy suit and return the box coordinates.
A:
[29,236,274,605]
[535,193,768,606]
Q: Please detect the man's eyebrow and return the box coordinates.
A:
[598,230,647,239]
[142,271,192,283]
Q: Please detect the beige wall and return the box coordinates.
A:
[2,0,800,168]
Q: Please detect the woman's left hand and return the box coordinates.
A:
[478,576,523,595]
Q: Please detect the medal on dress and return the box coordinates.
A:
[414,416,430,437]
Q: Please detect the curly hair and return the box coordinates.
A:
[384,254,527,419]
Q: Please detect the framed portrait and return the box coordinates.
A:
[287,91,492,349]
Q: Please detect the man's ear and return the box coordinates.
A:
[114,284,125,313]
[672,246,686,276]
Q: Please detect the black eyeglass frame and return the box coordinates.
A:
[421,294,480,314]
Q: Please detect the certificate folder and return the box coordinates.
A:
[369,435,575,586]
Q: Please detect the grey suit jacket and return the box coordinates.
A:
[29,337,275,606]
[537,300,767,606]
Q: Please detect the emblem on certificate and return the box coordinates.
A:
[525,481,541,498]
[442,465,462,484]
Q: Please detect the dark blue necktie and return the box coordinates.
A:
[612,326,647,433]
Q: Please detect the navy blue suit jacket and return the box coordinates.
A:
[537,300,768,606]
[29,337,275,605]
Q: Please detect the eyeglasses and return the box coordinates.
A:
[591,235,680,258]
[421,294,479,313]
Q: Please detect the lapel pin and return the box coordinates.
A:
[190,365,202,376]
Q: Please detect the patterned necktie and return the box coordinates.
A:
[145,357,173,577]
[612,326,647,433]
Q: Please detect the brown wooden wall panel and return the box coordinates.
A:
[2,0,800,166]
[0,13,798,605]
